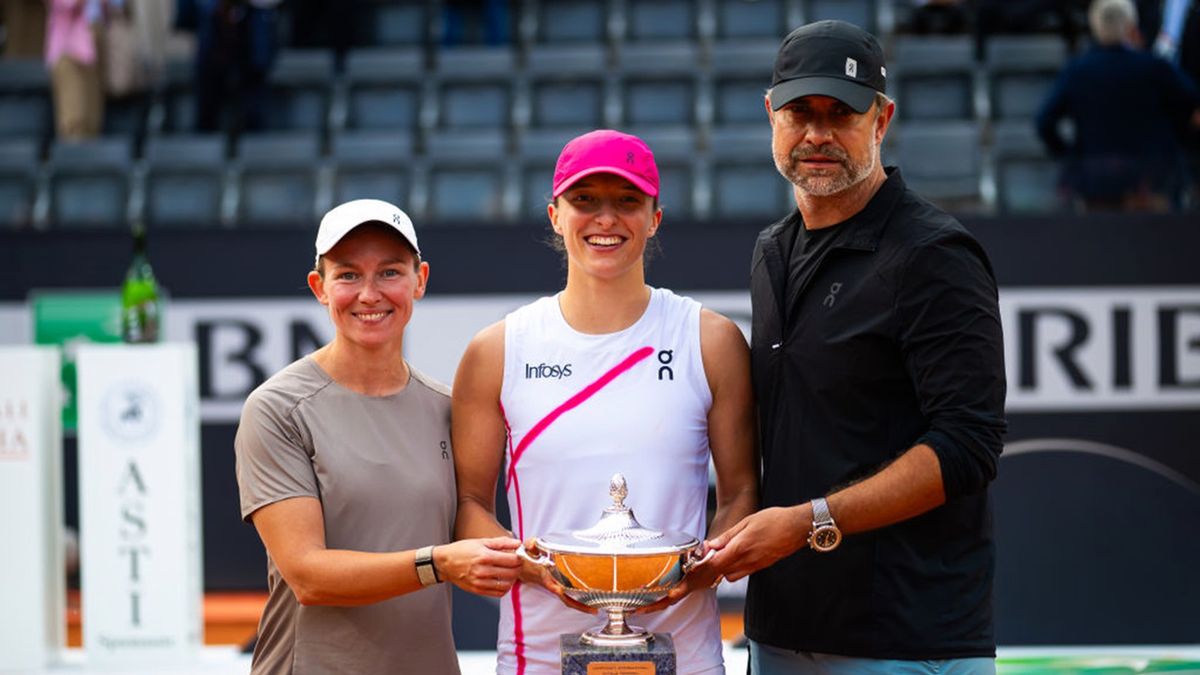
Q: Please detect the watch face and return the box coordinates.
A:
[811,526,841,552]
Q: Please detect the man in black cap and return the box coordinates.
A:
[706,20,1007,674]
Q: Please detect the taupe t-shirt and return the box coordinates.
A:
[235,356,459,675]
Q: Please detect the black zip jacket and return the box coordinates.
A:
[745,168,1007,659]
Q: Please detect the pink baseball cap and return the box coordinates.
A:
[551,129,660,198]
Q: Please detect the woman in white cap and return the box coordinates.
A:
[234,199,522,675]
[452,130,759,675]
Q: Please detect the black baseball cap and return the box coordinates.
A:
[770,20,887,114]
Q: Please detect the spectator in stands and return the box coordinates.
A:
[1036,0,1200,212]
[288,0,357,70]
[2,0,46,58]
[235,198,523,675]
[452,129,757,675]
[706,20,1007,675]
[45,0,107,140]
[185,0,278,132]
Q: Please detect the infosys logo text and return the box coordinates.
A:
[525,362,573,379]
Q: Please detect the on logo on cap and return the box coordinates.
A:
[845,57,858,78]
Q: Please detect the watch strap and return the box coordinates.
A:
[414,545,440,586]
[811,497,834,527]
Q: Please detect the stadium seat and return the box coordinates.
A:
[616,43,701,130]
[890,36,979,121]
[424,130,512,221]
[889,121,983,205]
[520,44,610,131]
[708,126,788,220]
[715,0,793,40]
[330,130,415,208]
[155,58,197,134]
[267,49,335,132]
[47,138,134,228]
[142,134,228,227]
[235,133,321,226]
[985,35,1068,121]
[526,0,611,45]
[0,59,52,142]
[517,128,582,221]
[104,93,152,139]
[633,128,697,218]
[340,48,425,133]
[623,0,698,42]
[355,0,430,48]
[707,41,776,131]
[433,47,517,130]
[804,0,877,33]
[0,137,41,228]
[991,121,1064,214]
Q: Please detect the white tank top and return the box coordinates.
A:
[496,287,724,675]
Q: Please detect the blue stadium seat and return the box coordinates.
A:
[0,59,52,141]
[528,0,610,45]
[330,130,414,208]
[715,0,793,40]
[986,35,1068,121]
[0,137,41,228]
[708,126,787,220]
[156,58,197,134]
[708,42,776,130]
[891,36,979,121]
[267,49,335,132]
[424,130,511,221]
[48,138,133,228]
[357,0,430,47]
[521,45,610,130]
[517,129,580,221]
[142,134,227,227]
[804,0,876,32]
[617,44,701,130]
[341,48,424,133]
[633,128,697,218]
[235,133,320,226]
[624,0,697,42]
[434,47,517,130]
[104,93,152,139]
[888,121,982,206]
[992,121,1064,214]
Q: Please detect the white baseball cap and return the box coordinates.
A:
[315,199,420,262]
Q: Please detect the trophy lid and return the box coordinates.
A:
[533,473,700,555]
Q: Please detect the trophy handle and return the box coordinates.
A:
[516,540,554,569]
[681,543,715,574]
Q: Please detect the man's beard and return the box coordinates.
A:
[775,142,877,197]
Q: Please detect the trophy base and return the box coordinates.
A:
[561,632,676,675]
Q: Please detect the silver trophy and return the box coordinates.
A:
[518,473,711,647]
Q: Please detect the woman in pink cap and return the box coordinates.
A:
[452,130,759,674]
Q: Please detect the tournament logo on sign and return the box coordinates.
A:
[100,381,158,443]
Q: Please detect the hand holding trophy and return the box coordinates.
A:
[517,474,713,673]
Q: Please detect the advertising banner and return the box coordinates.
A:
[0,347,64,671]
[76,344,203,666]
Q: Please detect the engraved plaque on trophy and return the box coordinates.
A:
[518,474,710,675]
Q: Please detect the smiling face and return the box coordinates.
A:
[768,94,892,198]
[306,223,428,353]
[548,172,663,283]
